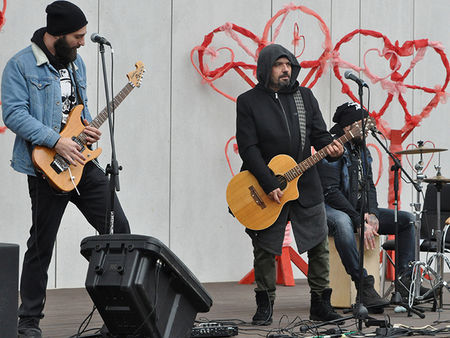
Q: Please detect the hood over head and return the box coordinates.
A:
[256,44,301,91]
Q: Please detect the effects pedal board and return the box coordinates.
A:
[191,322,238,337]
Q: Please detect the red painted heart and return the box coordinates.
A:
[403,141,436,174]
[332,30,449,138]
[191,4,332,101]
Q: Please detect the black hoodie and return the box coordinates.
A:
[236,44,333,208]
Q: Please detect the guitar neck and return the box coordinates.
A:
[284,131,353,181]
[91,83,134,129]
[78,83,134,143]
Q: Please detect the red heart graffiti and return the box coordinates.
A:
[191,4,332,101]
[332,30,449,139]
[403,141,436,174]
[0,0,8,134]
[191,6,450,184]
[0,0,6,31]
[367,143,383,186]
[225,136,239,176]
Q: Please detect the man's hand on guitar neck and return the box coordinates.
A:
[83,119,102,145]
[325,139,344,158]
[268,188,284,204]
[54,120,101,166]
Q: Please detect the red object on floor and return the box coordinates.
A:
[239,223,308,286]
[239,246,308,286]
[385,234,396,281]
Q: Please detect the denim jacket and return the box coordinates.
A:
[1,43,91,176]
[317,143,379,229]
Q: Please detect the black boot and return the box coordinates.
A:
[252,291,273,325]
[309,288,344,323]
[355,275,389,314]
[18,317,42,338]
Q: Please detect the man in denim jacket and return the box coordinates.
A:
[1,2,129,337]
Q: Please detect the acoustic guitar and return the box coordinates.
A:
[32,61,145,192]
[226,117,375,230]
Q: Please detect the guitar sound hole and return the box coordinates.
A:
[276,175,287,190]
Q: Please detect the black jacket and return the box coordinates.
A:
[236,44,333,208]
[317,142,379,230]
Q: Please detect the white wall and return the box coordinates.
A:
[0,0,449,288]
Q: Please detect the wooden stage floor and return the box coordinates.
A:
[40,279,450,338]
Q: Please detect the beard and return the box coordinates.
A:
[54,37,78,65]
[277,72,291,89]
[278,77,290,89]
[352,136,366,148]
[270,74,290,91]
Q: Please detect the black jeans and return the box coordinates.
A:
[19,162,130,319]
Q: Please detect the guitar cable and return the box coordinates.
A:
[67,166,80,196]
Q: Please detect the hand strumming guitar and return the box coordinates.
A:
[54,119,101,166]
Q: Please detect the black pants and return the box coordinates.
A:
[19,162,130,319]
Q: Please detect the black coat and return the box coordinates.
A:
[237,85,332,207]
[235,44,335,253]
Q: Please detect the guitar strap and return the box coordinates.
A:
[293,89,306,152]
[70,62,83,105]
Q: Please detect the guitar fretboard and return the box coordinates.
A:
[77,83,134,144]
[283,130,355,181]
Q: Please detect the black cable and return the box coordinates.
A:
[132,258,162,335]
[72,305,97,337]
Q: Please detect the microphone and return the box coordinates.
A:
[344,70,368,88]
[368,123,383,135]
[370,128,383,135]
[90,33,111,46]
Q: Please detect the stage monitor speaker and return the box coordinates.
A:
[80,234,212,338]
[0,243,19,337]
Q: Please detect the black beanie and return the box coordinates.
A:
[330,102,368,134]
[46,1,88,36]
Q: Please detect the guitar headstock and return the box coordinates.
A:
[349,116,376,137]
[127,61,145,88]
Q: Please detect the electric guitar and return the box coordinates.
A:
[32,61,145,192]
[226,117,375,230]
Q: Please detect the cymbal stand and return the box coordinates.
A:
[411,145,425,299]
[434,165,444,309]
[409,165,450,310]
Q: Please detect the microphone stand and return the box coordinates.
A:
[355,84,369,331]
[303,85,389,334]
[369,131,425,318]
[98,42,121,234]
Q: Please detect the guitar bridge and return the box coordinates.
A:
[50,154,70,174]
[249,186,266,209]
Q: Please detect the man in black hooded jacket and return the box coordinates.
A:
[235,44,344,325]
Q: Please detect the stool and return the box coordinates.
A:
[0,243,19,336]
[329,235,380,308]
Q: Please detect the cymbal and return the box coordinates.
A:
[396,147,447,155]
[424,175,450,184]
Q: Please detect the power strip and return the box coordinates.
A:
[191,322,238,337]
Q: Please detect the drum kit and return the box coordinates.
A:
[395,142,450,309]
